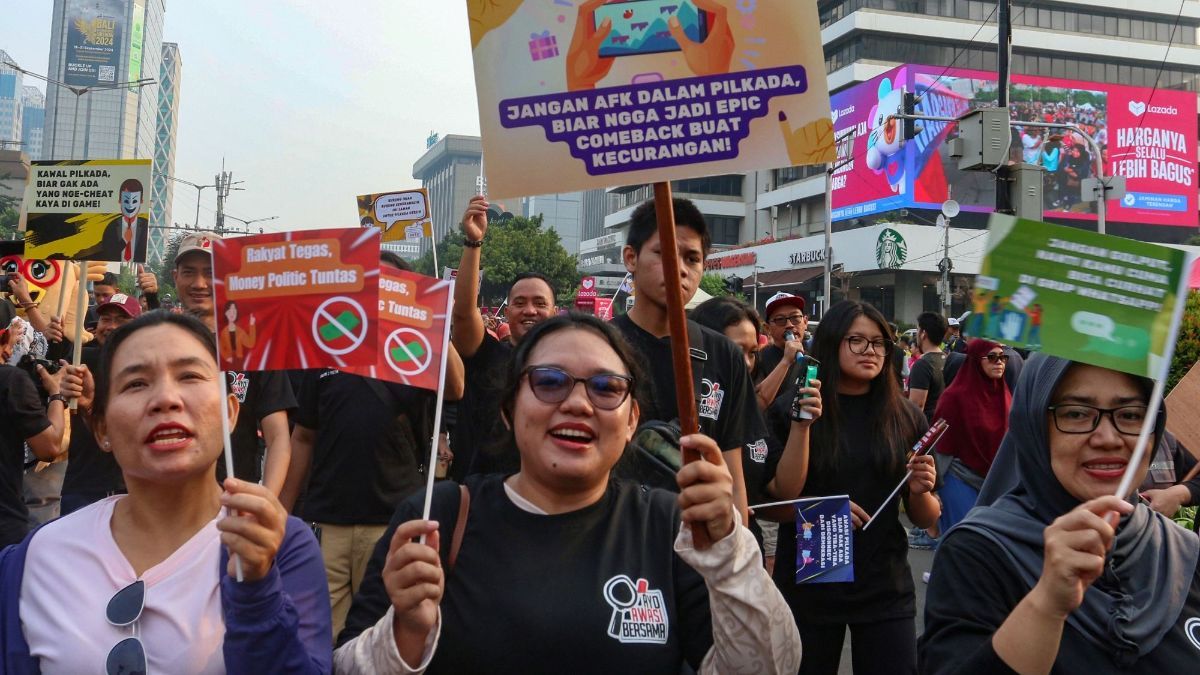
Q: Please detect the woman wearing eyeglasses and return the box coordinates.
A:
[333,313,801,674]
[928,339,1012,535]
[764,300,938,675]
[920,356,1199,673]
[0,312,331,674]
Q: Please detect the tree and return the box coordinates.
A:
[0,172,19,240]
[699,273,736,299]
[1168,290,1200,393]
[143,232,184,301]
[415,215,580,306]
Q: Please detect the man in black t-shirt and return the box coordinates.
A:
[614,198,767,518]
[909,312,948,424]
[171,232,296,492]
[449,195,558,479]
[754,292,807,407]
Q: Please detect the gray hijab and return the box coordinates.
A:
[955,354,1199,667]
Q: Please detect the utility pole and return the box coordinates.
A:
[823,129,857,318]
[995,0,1014,215]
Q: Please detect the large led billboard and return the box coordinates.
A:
[64,0,126,87]
[829,64,1198,228]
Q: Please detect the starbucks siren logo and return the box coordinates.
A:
[876,228,908,269]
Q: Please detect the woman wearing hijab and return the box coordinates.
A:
[930,339,1011,533]
[920,355,1200,673]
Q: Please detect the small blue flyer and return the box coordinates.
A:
[794,495,854,584]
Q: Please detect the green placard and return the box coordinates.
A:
[971,215,1190,379]
[127,0,144,89]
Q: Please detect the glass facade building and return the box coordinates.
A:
[21,87,45,160]
[43,0,166,162]
[0,52,22,147]
[149,41,180,266]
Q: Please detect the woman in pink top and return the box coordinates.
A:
[0,311,331,674]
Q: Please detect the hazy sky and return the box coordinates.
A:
[5,0,483,232]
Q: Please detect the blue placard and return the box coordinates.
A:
[795,496,854,584]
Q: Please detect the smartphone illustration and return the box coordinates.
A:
[594,0,708,58]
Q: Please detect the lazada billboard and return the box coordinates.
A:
[829,64,1198,228]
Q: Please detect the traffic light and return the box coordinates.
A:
[724,276,744,296]
[902,91,920,141]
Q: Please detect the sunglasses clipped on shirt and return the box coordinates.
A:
[983,353,1010,363]
[523,366,634,410]
[106,579,147,675]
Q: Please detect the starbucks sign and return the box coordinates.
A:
[876,228,908,269]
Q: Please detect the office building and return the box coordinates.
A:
[43,0,166,161]
[695,2,1200,321]
[21,86,45,160]
[518,189,607,256]
[0,51,22,147]
[148,41,180,266]
[412,134,482,250]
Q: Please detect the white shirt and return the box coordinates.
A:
[20,496,226,674]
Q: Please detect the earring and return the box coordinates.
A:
[102,440,111,448]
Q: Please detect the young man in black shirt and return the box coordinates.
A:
[448,195,558,479]
[0,324,68,547]
[280,251,465,640]
[612,198,766,518]
[908,311,948,424]
[171,232,296,492]
[755,292,807,406]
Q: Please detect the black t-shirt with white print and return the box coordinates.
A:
[338,475,713,673]
[611,315,770,500]
[216,369,296,484]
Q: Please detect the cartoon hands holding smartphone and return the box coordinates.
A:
[567,0,735,91]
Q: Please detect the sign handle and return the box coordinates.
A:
[218,370,246,583]
[419,284,457,544]
[652,182,711,550]
[69,266,87,411]
[55,261,73,320]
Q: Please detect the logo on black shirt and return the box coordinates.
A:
[603,575,669,645]
[747,438,768,463]
[229,372,249,403]
[1186,617,1200,652]
[698,379,725,421]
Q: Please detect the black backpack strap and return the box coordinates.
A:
[685,320,708,411]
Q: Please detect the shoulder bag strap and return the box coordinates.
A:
[449,484,471,569]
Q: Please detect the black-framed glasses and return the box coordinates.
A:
[106,579,147,675]
[983,353,1010,363]
[523,366,634,410]
[844,335,893,356]
[1047,404,1149,436]
[769,313,806,327]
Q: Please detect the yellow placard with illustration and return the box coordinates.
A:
[357,189,432,243]
[467,0,833,198]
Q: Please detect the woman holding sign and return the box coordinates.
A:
[764,300,939,675]
[333,313,801,674]
[920,356,1200,673]
[0,312,331,673]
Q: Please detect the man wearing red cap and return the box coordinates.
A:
[755,292,808,407]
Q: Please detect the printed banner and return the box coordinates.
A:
[793,495,854,584]
[468,0,834,197]
[212,228,381,371]
[594,297,614,319]
[63,0,126,86]
[973,215,1190,379]
[24,159,152,262]
[358,189,432,243]
[830,64,1199,227]
[344,269,453,391]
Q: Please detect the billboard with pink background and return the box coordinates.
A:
[830,64,1197,228]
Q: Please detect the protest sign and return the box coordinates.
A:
[212,228,380,371]
[24,159,152,262]
[1166,361,1200,459]
[357,189,432,243]
[467,0,834,197]
[345,269,453,391]
[594,297,613,319]
[972,215,1190,379]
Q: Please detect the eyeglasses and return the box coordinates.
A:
[106,579,147,675]
[1047,404,1149,436]
[769,314,806,327]
[523,366,634,410]
[983,353,1010,363]
[844,335,893,356]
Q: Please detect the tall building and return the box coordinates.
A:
[20,86,45,160]
[412,134,482,248]
[148,41,180,266]
[43,0,166,161]
[0,51,22,147]
[519,191,601,256]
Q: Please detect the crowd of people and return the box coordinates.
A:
[1011,97,1106,213]
[1,194,1198,674]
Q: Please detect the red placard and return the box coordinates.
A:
[594,297,613,320]
[345,268,452,392]
[212,228,380,371]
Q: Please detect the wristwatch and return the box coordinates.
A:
[463,238,483,248]
[47,393,68,406]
